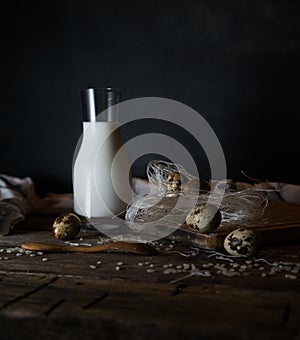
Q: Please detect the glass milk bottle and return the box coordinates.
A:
[73,88,132,218]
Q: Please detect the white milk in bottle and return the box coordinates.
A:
[73,88,131,218]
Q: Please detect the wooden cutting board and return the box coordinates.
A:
[169,201,300,250]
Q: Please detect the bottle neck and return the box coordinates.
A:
[81,88,121,122]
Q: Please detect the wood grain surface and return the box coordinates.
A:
[170,201,300,250]
[0,202,299,339]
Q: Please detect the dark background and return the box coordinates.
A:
[1,0,300,193]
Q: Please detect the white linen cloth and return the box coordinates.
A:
[0,174,72,236]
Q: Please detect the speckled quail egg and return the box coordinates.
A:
[185,204,222,233]
[224,228,262,257]
[52,213,81,240]
[166,172,181,196]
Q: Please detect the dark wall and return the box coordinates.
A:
[2,0,300,193]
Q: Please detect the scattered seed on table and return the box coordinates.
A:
[68,242,79,247]
[42,258,48,262]
[117,262,123,266]
[115,266,120,271]
[37,252,43,255]
[214,264,223,270]
[149,264,154,268]
[138,262,143,266]
[97,261,102,265]
[147,269,155,273]
[285,274,297,280]
[30,254,35,257]
[221,270,241,277]
[163,268,178,274]
[90,265,96,269]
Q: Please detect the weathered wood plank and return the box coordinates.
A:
[0,202,299,339]
[0,275,56,308]
[0,234,299,292]
[0,274,299,339]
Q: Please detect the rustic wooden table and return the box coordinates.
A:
[0,202,299,339]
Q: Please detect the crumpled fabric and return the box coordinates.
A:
[0,174,72,236]
[0,175,34,236]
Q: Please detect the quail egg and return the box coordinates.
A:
[166,172,181,196]
[185,204,222,233]
[52,213,81,240]
[224,228,262,257]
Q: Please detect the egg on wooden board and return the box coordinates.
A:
[185,204,222,233]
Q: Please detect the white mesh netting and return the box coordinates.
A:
[125,160,269,231]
